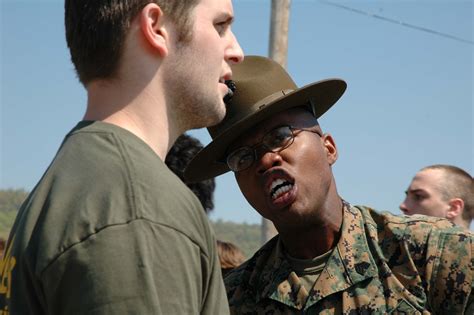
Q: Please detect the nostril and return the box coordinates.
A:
[229,56,242,64]
[256,152,282,175]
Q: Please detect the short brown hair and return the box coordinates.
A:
[65,0,199,85]
[422,164,474,222]
[217,240,245,276]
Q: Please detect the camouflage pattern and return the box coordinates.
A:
[225,202,473,314]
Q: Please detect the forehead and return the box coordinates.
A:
[410,169,445,191]
[229,107,316,148]
[194,0,234,17]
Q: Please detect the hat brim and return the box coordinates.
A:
[185,78,346,183]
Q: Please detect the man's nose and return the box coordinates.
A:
[225,31,244,65]
[399,199,408,212]
[255,150,282,175]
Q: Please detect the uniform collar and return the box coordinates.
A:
[253,201,378,310]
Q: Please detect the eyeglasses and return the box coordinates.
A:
[226,125,322,172]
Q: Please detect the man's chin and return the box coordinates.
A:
[210,101,227,124]
[192,104,226,129]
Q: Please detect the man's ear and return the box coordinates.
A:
[140,3,168,57]
[322,133,338,165]
[446,198,464,220]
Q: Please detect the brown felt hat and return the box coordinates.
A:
[184,55,347,183]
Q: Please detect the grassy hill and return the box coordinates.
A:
[211,219,261,258]
[0,189,262,257]
[0,189,28,239]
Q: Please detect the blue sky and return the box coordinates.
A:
[1,0,472,224]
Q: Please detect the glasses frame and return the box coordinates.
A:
[225,125,322,172]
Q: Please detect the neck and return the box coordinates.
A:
[455,217,471,230]
[84,77,179,160]
[82,27,184,160]
[278,197,344,259]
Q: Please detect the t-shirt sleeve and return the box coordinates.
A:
[39,219,227,314]
[200,236,230,315]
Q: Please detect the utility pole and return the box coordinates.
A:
[262,0,292,244]
[269,0,291,67]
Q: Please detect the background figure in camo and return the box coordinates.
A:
[184,56,473,314]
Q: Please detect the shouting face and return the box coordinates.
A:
[230,108,339,230]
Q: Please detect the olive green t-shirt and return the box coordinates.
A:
[0,121,229,314]
[283,243,333,296]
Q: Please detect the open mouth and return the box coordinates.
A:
[223,80,236,104]
[270,178,294,200]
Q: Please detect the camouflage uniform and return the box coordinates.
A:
[225,202,474,314]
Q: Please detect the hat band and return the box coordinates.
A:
[254,89,294,110]
[216,89,296,137]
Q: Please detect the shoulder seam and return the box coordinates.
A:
[40,218,210,278]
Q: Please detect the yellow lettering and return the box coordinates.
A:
[0,237,16,299]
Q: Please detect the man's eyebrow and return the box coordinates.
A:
[217,12,234,24]
[407,188,426,195]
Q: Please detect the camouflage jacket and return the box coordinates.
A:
[225,203,473,314]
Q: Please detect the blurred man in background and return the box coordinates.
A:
[166,133,216,214]
[217,240,245,276]
[400,164,473,229]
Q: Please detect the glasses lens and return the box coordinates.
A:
[227,147,255,172]
[263,126,293,152]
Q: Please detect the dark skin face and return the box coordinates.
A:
[231,108,343,258]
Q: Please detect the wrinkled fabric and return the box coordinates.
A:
[0,121,229,315]
[225,202,473,314]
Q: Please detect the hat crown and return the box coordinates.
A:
[209,56,297,139]
[184,55,346,183]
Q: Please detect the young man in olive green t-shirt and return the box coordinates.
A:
[0,0,244,313]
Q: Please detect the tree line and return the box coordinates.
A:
[0,189,261,257]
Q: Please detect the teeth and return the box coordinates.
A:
[270,179,293,200]
[270,179,285,191]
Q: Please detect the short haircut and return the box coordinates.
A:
[65,0,199,85]
[422,164,474,222]
[165,134,216,213]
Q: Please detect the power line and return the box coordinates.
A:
[319,0,474,45]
